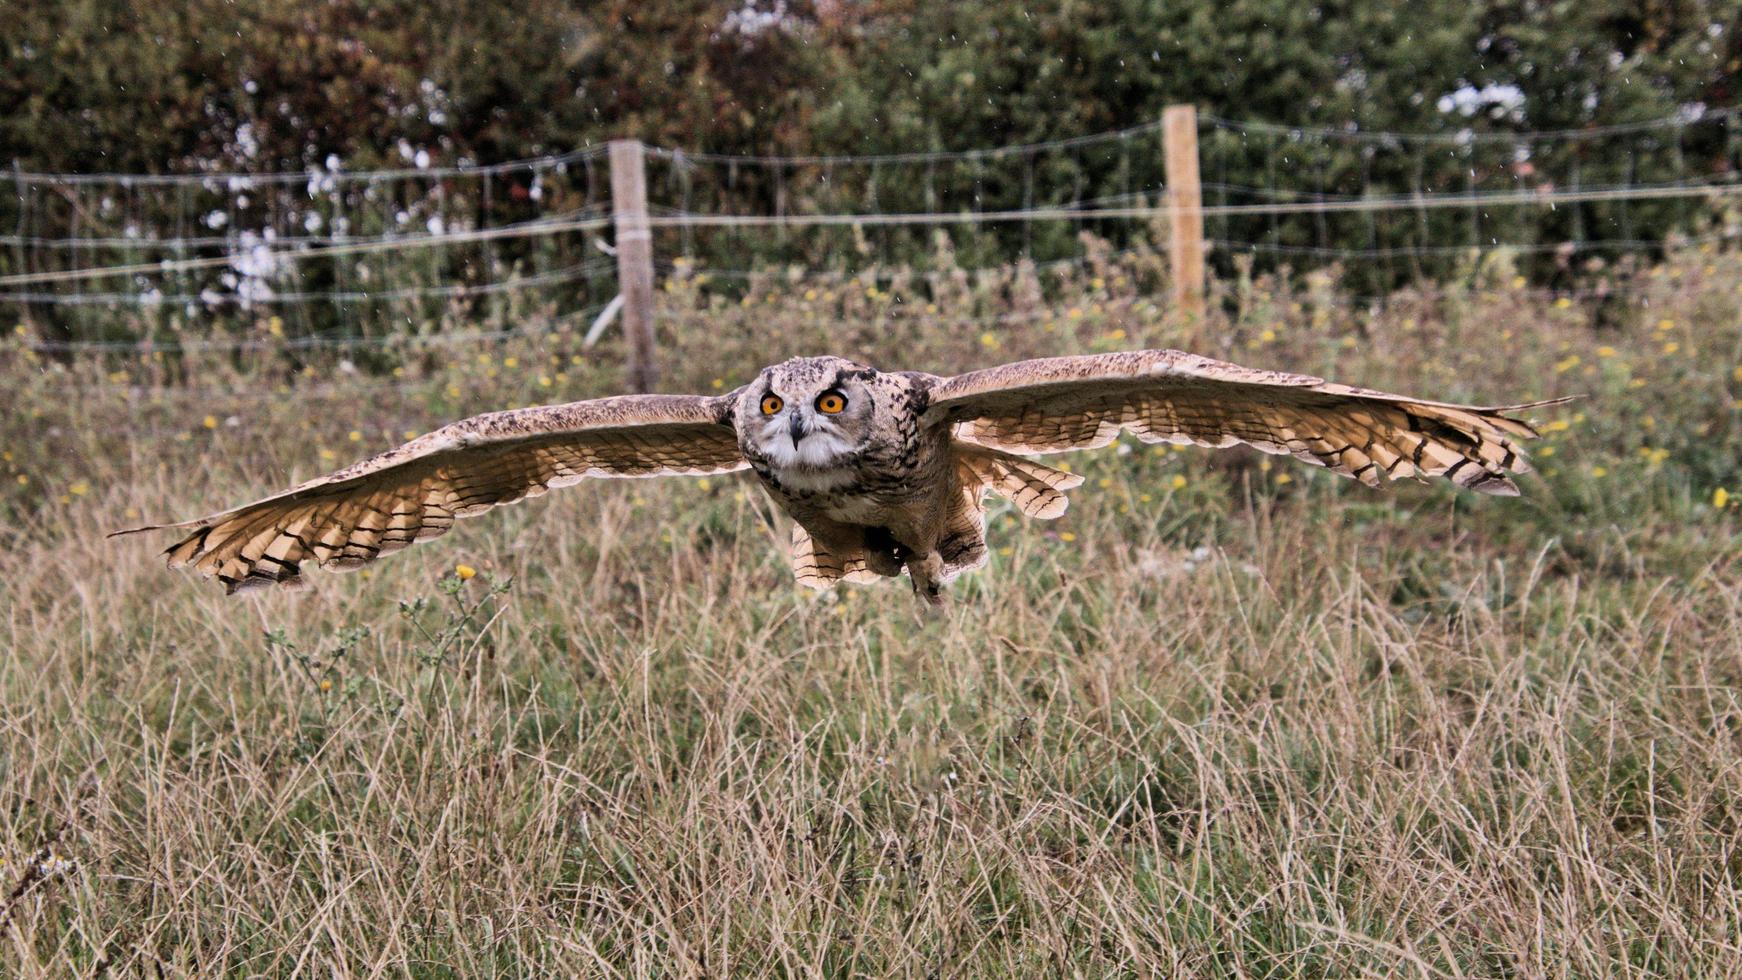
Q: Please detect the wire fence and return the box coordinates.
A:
[6,105,1740,366]
[5,146,618,353]
[9,146,608,188]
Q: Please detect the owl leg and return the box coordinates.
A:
[906,550,947,606]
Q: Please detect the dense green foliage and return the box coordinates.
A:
[6,0,1739,171]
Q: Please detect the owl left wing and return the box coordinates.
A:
[919,349,1569,495]
[111,393,747,594]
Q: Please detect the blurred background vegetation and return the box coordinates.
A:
[3,0,1741,345]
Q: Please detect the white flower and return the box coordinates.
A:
[36,851,76,878]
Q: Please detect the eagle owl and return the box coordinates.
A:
[114,350,1566,603]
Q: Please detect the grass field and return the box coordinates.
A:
[4,242,1741,975]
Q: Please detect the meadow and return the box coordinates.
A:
[3,239,1741,975]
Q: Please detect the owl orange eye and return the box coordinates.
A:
[815,391,847,414]
[760,394,784,415]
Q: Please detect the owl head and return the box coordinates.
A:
[737,356,883,479]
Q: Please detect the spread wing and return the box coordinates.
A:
[921,350,1569,495]
[112,393,747,594]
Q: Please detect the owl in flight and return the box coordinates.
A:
[114,350,1565,603]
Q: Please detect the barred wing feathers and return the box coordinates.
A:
[922,350,1568,496]
[111,393,746,594]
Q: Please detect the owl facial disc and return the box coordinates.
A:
[742,356,880,491]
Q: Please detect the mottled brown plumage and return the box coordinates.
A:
[113,350,1567,601]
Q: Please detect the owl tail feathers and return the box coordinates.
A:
[789,524,885,590]
[954,444,1086,520]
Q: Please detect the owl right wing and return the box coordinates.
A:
[111,393,747,594]
[919,349,1570,495]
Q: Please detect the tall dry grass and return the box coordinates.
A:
[3,240,1740,975]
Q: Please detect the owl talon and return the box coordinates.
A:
[861,525,908,577]
[910,578,945,606]
[907,551,946,606]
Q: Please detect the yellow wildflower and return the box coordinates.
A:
[454,564,477,581]
[1715,488,1730,509]
[1170,475,1188,490]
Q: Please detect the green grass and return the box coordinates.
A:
[2,243,1740,975]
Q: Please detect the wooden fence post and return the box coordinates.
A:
[1162,104,1206,316]
[608,139,658,392]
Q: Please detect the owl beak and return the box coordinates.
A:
[788,412,808,446]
